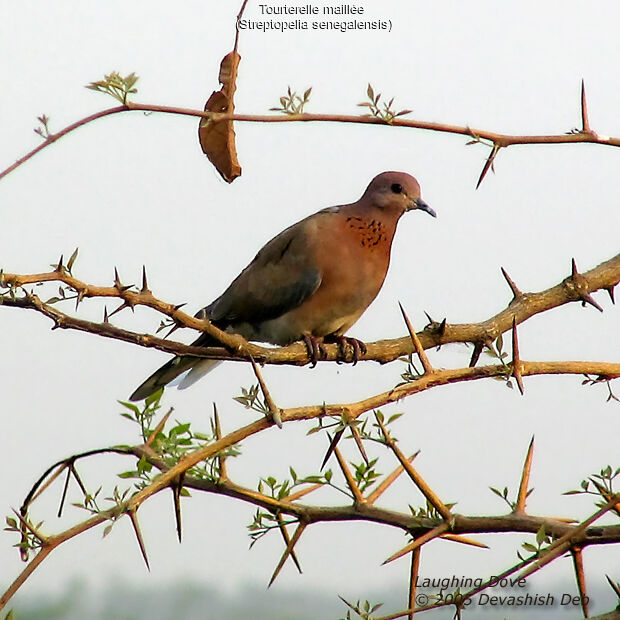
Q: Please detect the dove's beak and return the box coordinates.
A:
[412,198,436,217]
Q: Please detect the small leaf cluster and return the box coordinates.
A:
[249,467,345,544]
[372,410,404,444]
[485,333,514,388]
[119,389,163,442]
[338,596,383,620]
[582,374,620,403]
[270,86,312,115]
[4,514,45,556]
[489,485,533,511]
[357,84,412,123]
[34,114,51,139]
[397,353,423,384]
[234,383,270,414]
[119,391,238,482]
[353,458,381,493]
[1,248,80,306]
[565,465,620,508]
[518,524,551,560]
[86,71,138,104]
[409,499,457,521]
[72,485,131,539]
[465,127,495,148]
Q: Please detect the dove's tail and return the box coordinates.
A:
[129,356,221,402]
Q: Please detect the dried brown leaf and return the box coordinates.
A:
[198,51,242,183]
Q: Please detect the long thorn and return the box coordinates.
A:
[511,317,524,395]
[605,575,620,600]
[57,464,72,518]
[581,79,591,133]
[108,301,131,318]
[31,463,67,504]
[366,452,419,505]
[141,265,150,293]
[334,445,364,504]
[145,407,173,447]
[469,342,483,367]
[213,403,227,480]
[398,302,432,373]
[128,508,150,571]
[281,482,324,503]
[571,547,589,618]
[250,357,282,428]
[276,514,302,574]
[350,423,370,466]
[439,534,489,549]
[501,267,522,300]
[408,548,421,619]
[172,475,184,543]
[383,524,449,565]
[375,414,452,521]
[476,143,500,189]
[606,285,616,304]
[268,522,307,587]
[321,428,345,470]
[515,436,534,513]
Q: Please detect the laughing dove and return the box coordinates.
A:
[130,171,435,401]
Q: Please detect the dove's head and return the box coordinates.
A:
[363,171,436,218]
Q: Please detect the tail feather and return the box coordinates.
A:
[129,355,196,401]
[178,359,222,389]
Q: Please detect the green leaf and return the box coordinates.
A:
[145,387,163,407]
[536,524,546,546]
[118,400,141,415]
[171,422,191,436]
[67,247,79,272]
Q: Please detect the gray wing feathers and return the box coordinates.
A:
[205,221,322,325]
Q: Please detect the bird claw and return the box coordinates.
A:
[303,334,327,367]
[327,336,368,365]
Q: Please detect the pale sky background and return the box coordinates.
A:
[1,1,619,617]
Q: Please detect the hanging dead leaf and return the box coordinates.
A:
[198,51,242,183]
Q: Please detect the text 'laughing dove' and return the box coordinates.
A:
[130,171,435,401]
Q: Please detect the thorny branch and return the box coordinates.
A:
[2,7,619,616]
[1,252,618,369]
[1,79,619,184]
[1,369,619,614]
[1,262,619,613]
[2,255,619,616]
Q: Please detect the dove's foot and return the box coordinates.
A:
[325,335,368,365]
[302,334,327,368]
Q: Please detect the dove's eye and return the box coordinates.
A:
[391,183,403,194]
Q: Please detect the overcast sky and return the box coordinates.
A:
[2,1,619,617]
